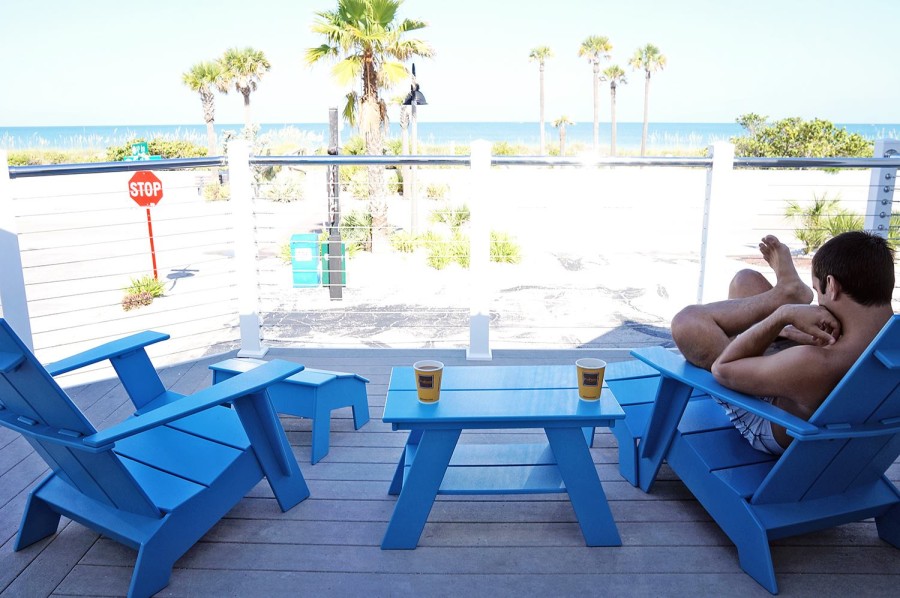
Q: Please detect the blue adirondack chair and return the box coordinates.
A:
[0,319,311,598]
[609,314,900,594]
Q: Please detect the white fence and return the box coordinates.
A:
[1,141,898,385]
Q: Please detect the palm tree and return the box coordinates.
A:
[307,0,433,249]
[181,61,226,156]
[630,43,667,157]
[600,65,627,156]
[578,36,612,153]
[219,47,271,130]
[553,116,574,156]
[528,46,553,155]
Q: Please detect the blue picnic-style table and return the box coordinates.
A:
[381,365,625,549]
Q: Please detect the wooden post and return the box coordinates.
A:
[865,139,900,238]
[327,107,343,300]
[467,140,492,360]
[229,140,268,357]
[0,150,33,349]
[698,142,735,304]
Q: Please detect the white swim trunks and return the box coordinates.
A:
[715,397,786,456]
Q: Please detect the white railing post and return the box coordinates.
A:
[865,139,900,238]
[0,150,33,349]
[698,142,735,304]
[229,140,268,358]
[467,140,492,360]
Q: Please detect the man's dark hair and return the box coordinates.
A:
[812,231,895,305]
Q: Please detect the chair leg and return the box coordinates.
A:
[130,541,177,598]
[14,493,61,550]
[734,525,778,595]
[876,503,900,548]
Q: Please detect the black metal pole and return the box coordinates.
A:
[327,107,343,300]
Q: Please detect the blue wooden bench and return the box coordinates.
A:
[210,357,370,464]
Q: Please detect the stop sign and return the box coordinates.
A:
[128,171,164,207]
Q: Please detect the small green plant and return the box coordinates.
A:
[340,210,373,252]
[263,176,304,202]
[105,138,208,161]
[490,231,522,264]
[126,275,165,297]
[824,211,863,238]
[426,237,453,269]
[785,193,842,253]
[426,182,449,200]
[430,202,470,230]
[390,230,418,253]
[279,242,292,264]
[203,181,231,201]
[121,275,164,311]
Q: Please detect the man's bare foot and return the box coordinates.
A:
[758,235,814,304]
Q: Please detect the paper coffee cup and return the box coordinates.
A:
[413,360,444,403]
[576,358,606,400]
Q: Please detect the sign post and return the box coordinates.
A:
[127,171,164,279]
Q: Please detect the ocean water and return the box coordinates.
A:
[2,121,899,152]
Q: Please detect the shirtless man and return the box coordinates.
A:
[670,231,895,454]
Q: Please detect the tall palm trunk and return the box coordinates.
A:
[559,125,567,156]
[201,89,217,156]
[592,62,600,152]
[609,82,617,157]
[242,90,252,130]
[641,71,651,157]
[539,63,546,155]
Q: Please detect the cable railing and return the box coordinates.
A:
[1,141,898,385]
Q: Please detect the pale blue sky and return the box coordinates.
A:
[1,0,897,126]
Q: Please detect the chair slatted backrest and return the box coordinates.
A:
[0,320,161,518]
[752,315,900,505]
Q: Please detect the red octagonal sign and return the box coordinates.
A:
[128,171,164,207]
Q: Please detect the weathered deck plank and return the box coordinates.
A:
[0,347,897,597]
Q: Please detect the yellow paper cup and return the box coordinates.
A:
[576,358,606,400]
[413,360,444,403]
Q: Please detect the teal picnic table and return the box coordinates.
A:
[381,365,625,549]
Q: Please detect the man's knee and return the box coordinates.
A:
[729,269,772,299]
[671,304,702,348]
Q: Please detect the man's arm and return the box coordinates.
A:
[710,304,841,406]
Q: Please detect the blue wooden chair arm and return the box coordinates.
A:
[85,359,303,447]
[45,331,170,376]
[631,347,819,437]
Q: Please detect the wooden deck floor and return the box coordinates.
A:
[1,347,899,597]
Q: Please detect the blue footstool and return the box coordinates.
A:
[211,358,370,464]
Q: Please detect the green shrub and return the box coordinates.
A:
[426,237,453,269]
[105,138,208,161]
[732,115,873,158]
[388,169,403,195]
[263,176,304,202]
[340,210,373,252]
[348,168,370,199]
[785,193,841,253]
[490,231,522,264]
[125,275,165,297]
[426,182,449,200]
[825,211,863,238]
[279,242,292,264]
[430,202,470,230]
[390,230,418,253]
[122,275,164,310]
[7,149,91,165]
[492,141,527,156]
[203,182,231,201]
